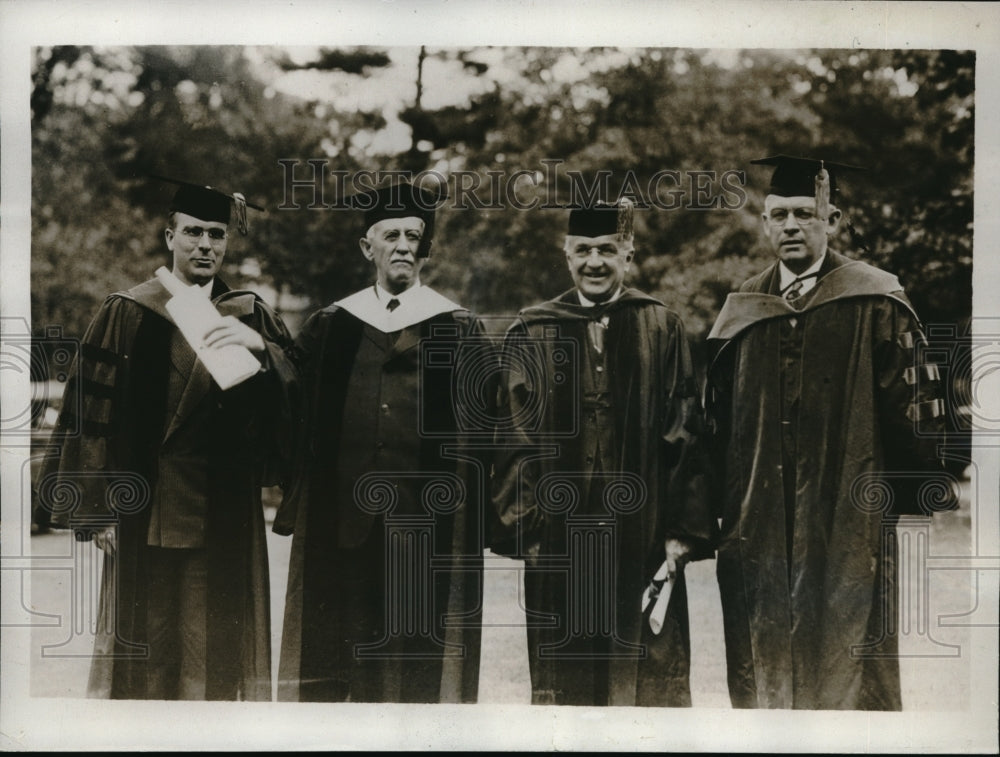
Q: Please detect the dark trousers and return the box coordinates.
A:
[781,418,797,572]
[524,561,614,706]
[301,519,453,703]
[145,547,208,700]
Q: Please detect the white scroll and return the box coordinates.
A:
[155,266,261,390]
[640,560,675,635]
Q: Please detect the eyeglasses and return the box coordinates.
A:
[569,244,628,259]
[180,226,227,242]
[766,208,820,225]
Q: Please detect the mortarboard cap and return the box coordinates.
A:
[750,154,865,199]
[352,181,442,257]
[153,175,264,235]
[353,181,439,230]
[567,197,634,240]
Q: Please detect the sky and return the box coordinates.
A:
[245,46,655,156]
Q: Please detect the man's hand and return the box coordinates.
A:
[664,537,693,580]
[203,316,265,354]
[93,526,116,555]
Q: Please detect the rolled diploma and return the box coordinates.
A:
[643,560,674,636]
[642,559,669,612]
[649,574,673,635]
[155,267,261,390]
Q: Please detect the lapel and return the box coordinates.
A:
[163,349,212,443]
[161,281,257,443]
[361,323,391,356]
[389,322,423,359]
[764,264,782,296]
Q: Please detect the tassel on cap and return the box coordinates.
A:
[616,196,634,241]
[814,161,830,221]
[232,192,249,235]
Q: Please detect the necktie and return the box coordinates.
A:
[386,298,400,312]
[784,280,804,301]
[588,314,609,354]
[781,272,819,302]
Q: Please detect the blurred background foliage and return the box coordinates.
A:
[31,45,973,355]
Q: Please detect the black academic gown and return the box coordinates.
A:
[492,288,716,706]
[274,299,489,703]
[705,251,950,710]
[35,276,296,700]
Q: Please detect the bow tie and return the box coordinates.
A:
[386,298,401,312]
[584,299,614,318]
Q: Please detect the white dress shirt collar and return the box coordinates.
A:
[778,252,826,297]
[577,287,624,308]
[335,283,463,333]
[375,282,420,308]
[182,279,215,298]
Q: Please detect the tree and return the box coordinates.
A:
[32,45,973,355]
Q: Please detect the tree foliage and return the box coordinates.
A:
[32,45,973,355]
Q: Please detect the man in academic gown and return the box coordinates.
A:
[275,182,486,703]
[705,155,951,710]
[36,179,296,700]
[492,199,716,706]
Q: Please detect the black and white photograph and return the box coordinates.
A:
[2,0,998,751]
